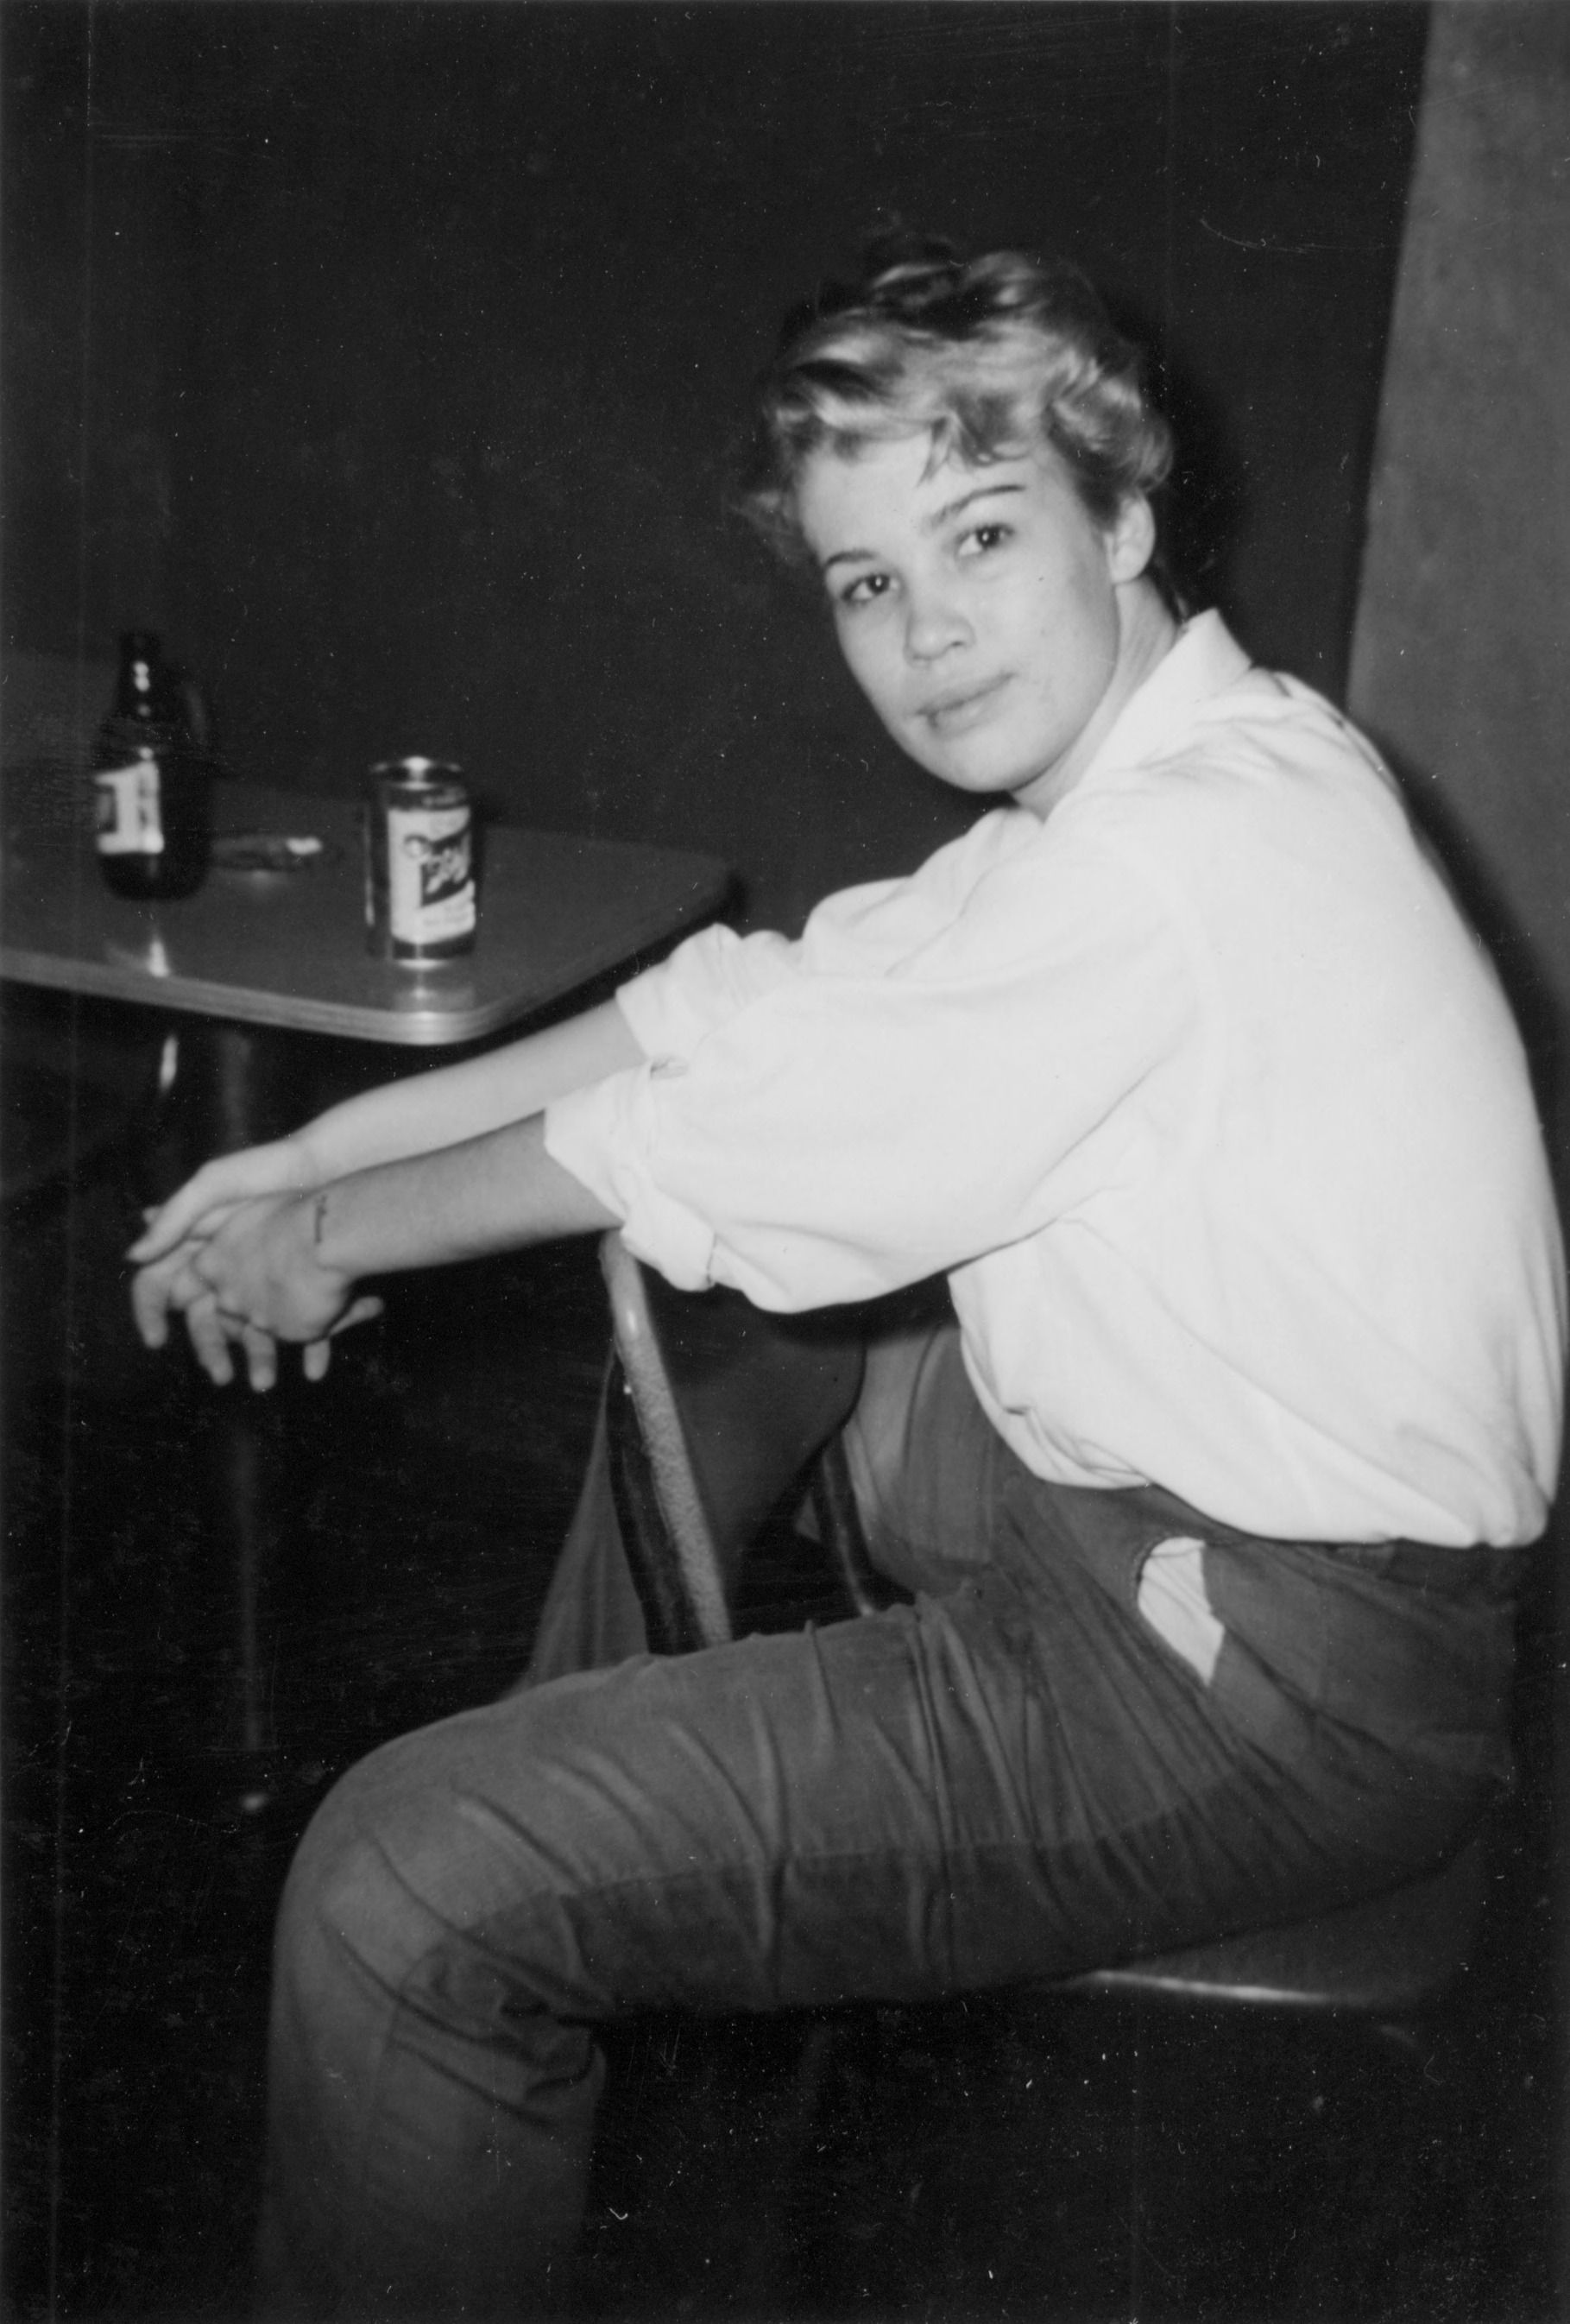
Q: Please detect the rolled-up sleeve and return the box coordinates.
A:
[615,811,1032,1066]
[615,925,801,1065]
[545,1059,724,1289]
[545,835,1198,1310]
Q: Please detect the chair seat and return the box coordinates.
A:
[1063,1834,1485,2016]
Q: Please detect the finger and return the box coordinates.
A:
[170,1252,225,1315]
[130,1247,204,1348]
[131,1263,173,1349]
[331,1294,386,1337]
[302,1296,384,1385]
[183,1293,236,1388]
[137,1201,216,1233]
[129,1159,277,1261]
[128,1169,227,1262]
[240,1323,279,1394]
[129,1206,238,1264]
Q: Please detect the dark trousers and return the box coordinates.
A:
[255,1319,1522,2316]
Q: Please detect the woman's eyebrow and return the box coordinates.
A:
[923,479,1025,533]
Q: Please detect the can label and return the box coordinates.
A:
[94,758,166,855]
[386,799,476,949]
[364,758,477,959]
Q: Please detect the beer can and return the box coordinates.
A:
[363,757,477,961]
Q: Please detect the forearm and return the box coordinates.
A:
[310,1113,619,1280]
[298,999,645,1181]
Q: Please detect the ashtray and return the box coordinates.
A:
[212,832,338,875]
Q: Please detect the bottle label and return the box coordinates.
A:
[94,759,165,855]
[387,800,475,947]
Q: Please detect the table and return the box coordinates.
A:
[2,776,731,1045]
[3,772,730,1808]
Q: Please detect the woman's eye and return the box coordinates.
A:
[839,572,892,609]
[958,523,1011,559]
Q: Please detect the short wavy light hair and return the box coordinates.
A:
[739,237,1174,565]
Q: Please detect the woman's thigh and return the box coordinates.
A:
[290,1541,1387,2041]
[292,1303,1507,2037]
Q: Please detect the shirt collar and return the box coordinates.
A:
[1076,609,1254,789]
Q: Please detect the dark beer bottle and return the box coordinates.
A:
[91,632,211,900]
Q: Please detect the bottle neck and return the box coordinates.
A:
[113,641,182,732]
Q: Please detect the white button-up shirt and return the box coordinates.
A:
[547,614,1564,1548]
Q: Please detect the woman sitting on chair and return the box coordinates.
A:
[130,238,1563,2318]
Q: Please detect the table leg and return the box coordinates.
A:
[142,1020,315,1816]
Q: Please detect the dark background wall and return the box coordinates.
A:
[4,1,1427,934]
[1351,1,1570,1174]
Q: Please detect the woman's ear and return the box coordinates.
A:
[1107,493,1157,584]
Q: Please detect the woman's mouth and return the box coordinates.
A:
[918,676,1009,734]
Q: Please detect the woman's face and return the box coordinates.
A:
[795,433,1165,820]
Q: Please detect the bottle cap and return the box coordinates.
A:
[371,756,463,783]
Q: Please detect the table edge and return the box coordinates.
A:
[0,860,732,1045]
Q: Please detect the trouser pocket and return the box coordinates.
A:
[1135,1533,1226,1683]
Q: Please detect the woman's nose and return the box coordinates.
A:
[903,584,971,664]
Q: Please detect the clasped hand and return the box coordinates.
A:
[129,1140,383,1390]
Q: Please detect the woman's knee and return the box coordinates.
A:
[274,1728,470,2010]
[273,1700,625,2037]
